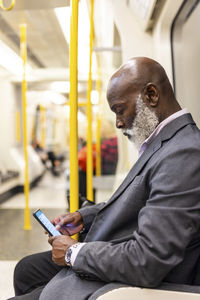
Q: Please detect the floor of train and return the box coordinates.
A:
[0,171,68,300]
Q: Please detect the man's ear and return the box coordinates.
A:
[143,83,159,107]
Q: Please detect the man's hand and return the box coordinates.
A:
[48,235,77,266]
[52,212,84,236]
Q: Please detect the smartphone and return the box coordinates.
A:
[33,209,62,236]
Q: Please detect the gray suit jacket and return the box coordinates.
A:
[73,113,200,288]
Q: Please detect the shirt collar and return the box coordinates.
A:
[138,108,188,157]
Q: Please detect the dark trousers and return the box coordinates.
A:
[8,251,63,300]
[8,251,106,300]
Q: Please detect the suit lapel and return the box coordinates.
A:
[101,138,162,209]
[100,113,195,210]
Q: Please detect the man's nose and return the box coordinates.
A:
[116,118,124,129]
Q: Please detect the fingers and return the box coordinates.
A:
[48,236,56,245]
[56,215,75,230]
[51,214,67,225]
[50,236,77,266]
[51,216,60,225]
[48,235,63,245]
[49,235,77,247]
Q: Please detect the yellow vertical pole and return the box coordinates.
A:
[95,74,102,176]
[16,111,21,143]
[69,0,79,213]
[31,115,36,143]
[53,117,57,153]
[40,105,46,149]
[95,115,101,176]
[20,24,31,230]
[86,0,94,201]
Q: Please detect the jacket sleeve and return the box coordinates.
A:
[73,148,200,287]
[78,202,105,231]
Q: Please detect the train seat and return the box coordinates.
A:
[0,170,19,183]
[88,283,200,300]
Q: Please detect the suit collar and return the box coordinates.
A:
[160,113,195,142]
[100,113,195,210]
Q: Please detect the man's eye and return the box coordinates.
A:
[116,108,123,115]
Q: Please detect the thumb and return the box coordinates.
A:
[48,236,57,246]
[57,215,75,228]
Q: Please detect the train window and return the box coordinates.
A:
[171,0,200,127]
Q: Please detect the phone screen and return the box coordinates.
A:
[33,209,62,236]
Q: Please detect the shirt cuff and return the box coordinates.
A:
[70,242,86,266]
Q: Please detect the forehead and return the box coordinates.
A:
[107,69,140,100]
[107,80,138,111]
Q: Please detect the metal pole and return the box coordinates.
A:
[16,111,21,143]
[69,0,79,213]
[95,82,101,176]
[20,24,31,230]
[65,102,87,107]
[86,0,94,201]
[40,105,46,149]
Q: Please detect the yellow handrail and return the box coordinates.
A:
[31,115,36,143]
[64,101,87,107]
[53,117,57,153]
[0,0,15,10]
[20,24,31,230]
[95,44,105,176]
[40,105,46,149]
[86,0,94,201]
[95,114,101,176]
[69,0,79,214]
[16,110,21,143]
[95,56,102,176]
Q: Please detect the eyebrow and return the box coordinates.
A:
[111,98,127,108]
[110,103,123,112]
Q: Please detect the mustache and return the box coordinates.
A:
[122,128,133,138]
[121,94,159,149]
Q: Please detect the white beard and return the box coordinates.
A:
[122,94,159,150]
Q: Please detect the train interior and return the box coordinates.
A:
[0,0,200,299]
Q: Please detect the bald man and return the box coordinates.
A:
[11,57,200,300]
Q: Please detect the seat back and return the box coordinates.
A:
[97,287,200,300]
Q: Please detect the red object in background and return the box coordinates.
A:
[78,144,96,172]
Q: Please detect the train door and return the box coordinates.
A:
[171,0,200,127]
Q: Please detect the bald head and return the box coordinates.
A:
[108,57,172,99]
[107,57,181,125]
